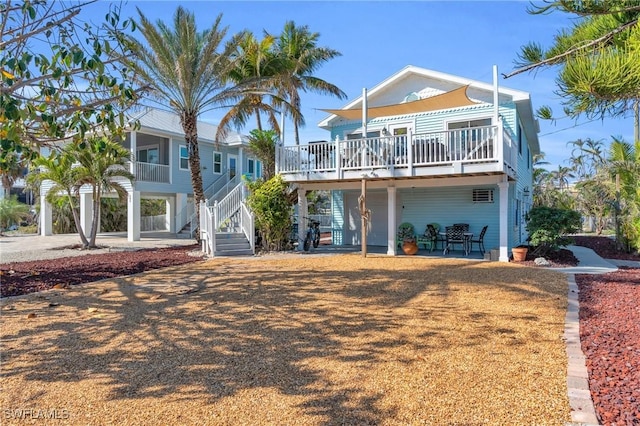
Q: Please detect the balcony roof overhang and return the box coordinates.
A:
[320,86,477,120]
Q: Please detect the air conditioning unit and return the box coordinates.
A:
[472,189,494,203]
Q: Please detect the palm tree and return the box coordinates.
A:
[31,148,91,247]
[552,165,575,191]
[124,7,237,239]
[220,31,282,133]
[0,196,30,235]
[274,21,346,145]
[73,137,134,247]
[246,129,278,181]
[0,152,23,199]
[608,137,640,251]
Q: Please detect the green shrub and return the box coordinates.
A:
[526,206,582,256]
[0,196,30,233]
[245,175,293,252]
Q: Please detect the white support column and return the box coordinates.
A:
[176,193,188,231]
[297,187,307,251]
[40,194,53,236]
[79,192,93,236]
[238,147,244,178]
[498,181,510,262]
[166,197,175,233]
[387,186,397,256]
[127,189,141,241]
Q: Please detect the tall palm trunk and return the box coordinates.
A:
[181,111,205,242]
[88,186,101,248]
[294,123,300,146]
[255,110,263,131]
[67,192,90,247]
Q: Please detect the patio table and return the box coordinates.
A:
[440,231,473,256]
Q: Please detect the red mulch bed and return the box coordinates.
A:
[573,235,640,261]
[573,236,640,425]
[576,268,640,425]
[514,247,579,268]
[0,245,202,298]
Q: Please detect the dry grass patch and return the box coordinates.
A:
[1,254,570,425]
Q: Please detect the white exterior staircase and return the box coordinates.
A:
[199,178,254,257]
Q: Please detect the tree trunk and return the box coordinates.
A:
[68,192,90,247]
[294,122,300,146]
[88,187,101,248]
[256,111,262,132]
[180,110,204,243]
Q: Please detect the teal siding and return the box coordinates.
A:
[328,102,518,139]
[331,190,344,245]
[398,186,500,252]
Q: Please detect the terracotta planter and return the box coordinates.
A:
[402,241,419,255]
[512,246,528,262]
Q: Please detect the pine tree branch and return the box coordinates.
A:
[503,18,638,79]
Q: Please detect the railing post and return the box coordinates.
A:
[497,121,503,166]
[408,129,414,175]
[335,135,341,179]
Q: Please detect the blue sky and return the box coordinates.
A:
[83,1,635,170]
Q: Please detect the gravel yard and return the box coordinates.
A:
[1,255,570,425]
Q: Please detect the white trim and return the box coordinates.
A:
[212,150,222,175]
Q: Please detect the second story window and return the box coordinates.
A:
[179,145,189,170]
[518,124,523,156]
[213,151,222,174]
[137,146,159,164]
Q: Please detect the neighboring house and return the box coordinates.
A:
[275,65,538,262]
[39,107,259,254]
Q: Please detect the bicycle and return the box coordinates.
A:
[303,217,321,251]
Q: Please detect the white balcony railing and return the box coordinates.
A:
[277,125,513,178]
[135,162,170,183]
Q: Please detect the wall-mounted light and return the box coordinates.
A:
[523,186,530,198]
[381,127,389,136]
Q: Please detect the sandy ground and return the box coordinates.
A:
[0,254,570,425]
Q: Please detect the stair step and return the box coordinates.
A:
[213,249,254,257]
[208,231,254,257]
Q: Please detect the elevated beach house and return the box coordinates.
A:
[39,107,258,255]
[276,65,539,262]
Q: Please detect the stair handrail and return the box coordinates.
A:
[213,182,245,230]
[199,201,215,255]
[240,201,255,254]
[210,173,240,203]
[203,167,230,200]
[175,169,232,238]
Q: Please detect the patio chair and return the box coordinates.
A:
[427,223,445,250]
[469,225,488,255]
[417,224,438,252]
[444,225,466,254]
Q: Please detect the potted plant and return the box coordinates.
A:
[398,224,419,255]
[512,245,529,262]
